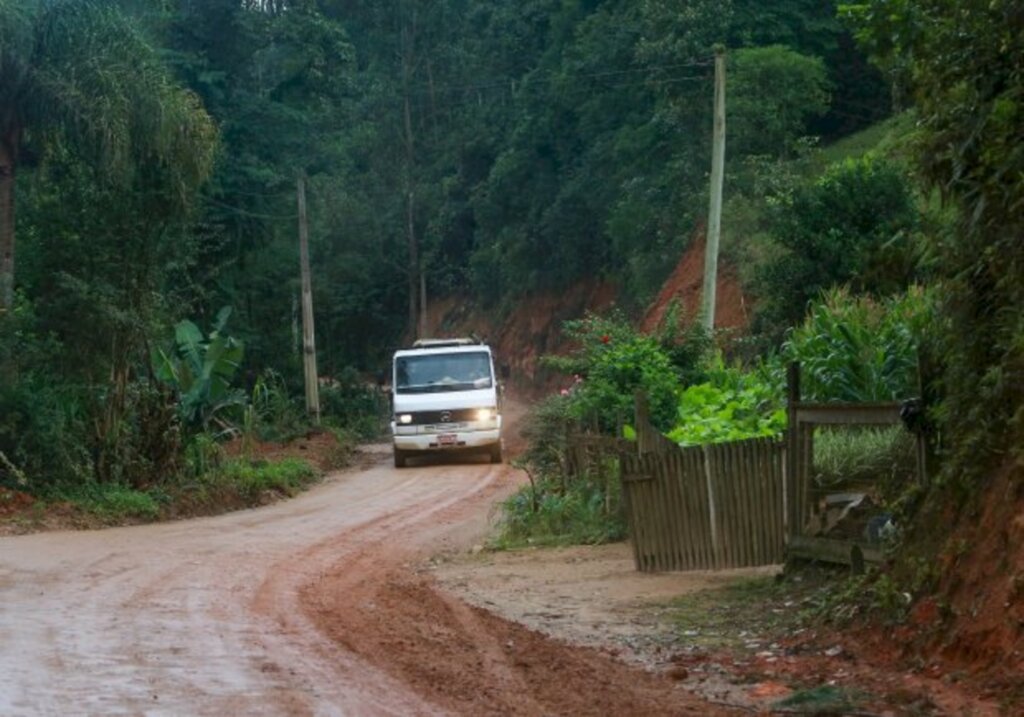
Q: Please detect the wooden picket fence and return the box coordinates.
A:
[601,362,923,573]
[618,397,787,572]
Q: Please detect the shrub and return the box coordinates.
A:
[754,155,921,334]
[665,362,786,446]
[48,482,162,522]
[211,458,318,500]
[249,369,309,442]
[493,474,626,548]
[544,312,697,431]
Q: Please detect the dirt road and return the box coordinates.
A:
[0,448,729,716]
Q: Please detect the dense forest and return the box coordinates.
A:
[1,0,891,484]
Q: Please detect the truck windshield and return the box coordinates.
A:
[395,351,493,394]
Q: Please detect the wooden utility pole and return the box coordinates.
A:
[419,270,428,339]
[701,46,727,331]
[401,7,420,341]
[297,173,320,424]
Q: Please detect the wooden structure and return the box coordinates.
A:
[619,396,786,572]
[566,363,922,573]
[784,362,911,568]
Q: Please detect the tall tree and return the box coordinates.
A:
[0,0,215,311]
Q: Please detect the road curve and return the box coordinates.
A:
[0,448,732,716]
[0,449,509,716]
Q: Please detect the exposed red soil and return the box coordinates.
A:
[703,459,1024,713]
[222,429,352,472]
[307,570,734,716]
[0,487,34,517]
[424,280,618,396]
[934,461,1024,681]
[640,230,750,334]
[834,459,1024,709]
[299,458,737,716]
[424,235,749,397]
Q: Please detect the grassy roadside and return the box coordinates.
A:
[0,430,359,534]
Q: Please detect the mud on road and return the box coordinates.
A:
[0,446,733,716]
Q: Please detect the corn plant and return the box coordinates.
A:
[781,287,930,402]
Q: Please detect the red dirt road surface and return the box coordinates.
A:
[0,448,734,715]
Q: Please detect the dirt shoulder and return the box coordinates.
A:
[429,543,1004,716]
[430,542,774,666]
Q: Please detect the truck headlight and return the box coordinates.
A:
[476,407,496,421]
[398,414,413,424]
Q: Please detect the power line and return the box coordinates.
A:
[204,196,297,221]
[409,57,714,97]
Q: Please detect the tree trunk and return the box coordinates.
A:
[0,124,19,312]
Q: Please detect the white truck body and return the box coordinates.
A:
[390,340,502,467]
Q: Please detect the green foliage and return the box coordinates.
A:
[247,369,309,443]
[774,685,865,713]
[155,307,245,430]
[813,426,916,493]
[319,367,387,439]
[517,393,575,479]
[781,287,929,402]
[493,474,626,549]
[544,312,695,431]
[730,45,831,157]
[48,482,162,522]
[209,458,318,501]
[665,363,786,446]
[753,154,921,333]
[843,0,1024,479]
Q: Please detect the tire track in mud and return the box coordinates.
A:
[0,455,503,716]
[0,448,734,716]
[296,468,737,716]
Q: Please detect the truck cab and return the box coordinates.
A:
[390,339,503,468]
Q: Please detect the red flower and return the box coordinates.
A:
[600,334,611,344]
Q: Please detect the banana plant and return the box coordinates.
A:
[155,307,245,430]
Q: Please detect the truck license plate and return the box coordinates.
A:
[438,434,458,446]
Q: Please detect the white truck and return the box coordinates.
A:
[390,338,504,468]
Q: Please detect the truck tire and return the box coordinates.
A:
[489,443,503,464]
[393,447,407,468]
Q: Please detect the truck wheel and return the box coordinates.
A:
[489,443,503,464]
[393,448,407,468]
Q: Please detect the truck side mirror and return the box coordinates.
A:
[500,363,511,381]
[376,369,387,387]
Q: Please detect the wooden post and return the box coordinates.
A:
[702,445,721,567]
[701,46,727,331]
[297,174,320,424]
[785,362,801,542]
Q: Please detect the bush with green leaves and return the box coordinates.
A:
[781,286,930,402]
[544,311,707,431]
[730,45,831,158]
[247,369,309,443]
[664,362,786,446]
[46,482,162,522]
[493,473,626,549]
[210,458,318,501]
[754,154,921,334]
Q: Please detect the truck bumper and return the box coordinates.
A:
[392,428,501,452]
